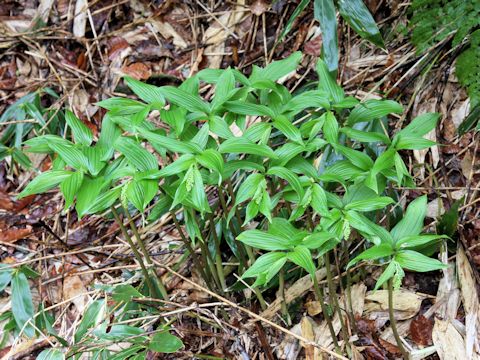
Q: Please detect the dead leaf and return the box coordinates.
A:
[250,0,268,16]
[378,337,401,356]
[121,63,152,80]
[306,300,322,316]
[410,315,433,346]
[365,289,425,320]
[301,317,318,360]
[63,275,87,312]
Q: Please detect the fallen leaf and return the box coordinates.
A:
[63,275,87,312]
[73,0,87,38]
[121,63,152,80]
[250,0,268,16]
[410,315,433,346]
[432,318,467,360]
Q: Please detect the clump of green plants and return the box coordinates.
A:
[9,52,447,358]
[410,0,480,133]
[0,88,61,169]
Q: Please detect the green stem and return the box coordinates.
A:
[279,269,291,325]
[111,206,160,299]
[388,279,408,359]
[209,213,227,291]
[312,272,340,353]
[325,253,350,353]
[170,211,210,288]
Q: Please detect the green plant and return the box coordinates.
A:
[279,0,383,71]
[410,0,480,133]
[0,88,61,169]
[13,51,447,357]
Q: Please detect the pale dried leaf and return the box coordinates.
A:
[432,318,467,360]
[73,0,87,38]
[63,275,87,312]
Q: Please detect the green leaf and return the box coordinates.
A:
[141,130,200,154]
[302,231,334,249]
[316,58,344,102]
[60,171,84,209]
[348,243,394,268]
[224,101,275,117]
[458,104,480,135]
[65,110,93,146]
[96,325,145,341]
[219,137,277,158]
[314,0,338,72]
[278,0,310,43]
[196,149,224,175]
[399,113,440,138]
[251,51,302,82]
[287,245,316,275]
[11,272,34,337]
[396,234,448,249]
[311,184,329,216]
[86,186,122,214]
[124,76,165,108]
[242,252,287,280]
[282,90,330,114]
[344,196,394,212]
[149,330,183,353]
[395,250,447,272]
[75,300,105,343]
[437,199,461,238]
[394,136,436,150]
[49,142,89,170]
[323,112,339,144]
[347,99,403,125]
[114,137,158,172]
[0,265,12,292]
[112,284,144,303]
[267,166,304,198]
[335,145,373,171]
[273,115,303,144]
[36,348,65,360]
[337,0,384,48]
[148,154,196,178]
[75,177,104,218]
[340,127,390,144]
[237,230,292,251]
[12,149,32,169]
[346,210,393,243]
[96,97,147,115]
[212,68,236,108]
[161,86,210,114]
[235,173,265,205]
[190,166,210,213]
[374,261,396,291]
[126,179,158,211]
[391,195,427,241]
[18,170,72,198]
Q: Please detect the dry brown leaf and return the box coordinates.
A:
[151,21,188,49]
[365,289,425,320]
[426,197,445,218]
[306,300,322,316]
[457,246,480,359]
[250,0,268,16]
[432,318,467,360]
[63,275,87,313]
[121,63,152,80]
[301,317,318,360]
[410,315,434,346]
[276,322,302,360]
[351,282,367,317]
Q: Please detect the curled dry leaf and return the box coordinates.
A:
[121,62,152,80]
[365,289,425,320]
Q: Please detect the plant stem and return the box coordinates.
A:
[312,273,340,353]
[388,279,408,359]
[209,213,227,291]
[325,253,350,353]
[279,269,291,326]
[124,207,168,299]
[111,206,160,299]
[170,210,210,287]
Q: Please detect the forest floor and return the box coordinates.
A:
[0,0,479,359]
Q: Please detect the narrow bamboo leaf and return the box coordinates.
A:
[346,210,393,243]
[314,0,338,72]
[65,110,93,146]
[18,170,72,198]
[49,143,89,170]
[114,137,158,172]
[86,186,122,214]
[395,250,447,272]
[374,261,396,291]
[287,245,316,275]
[345,196,394,212]
[219,137,277,158]
[340,126,390,144]
[160,86,210,114]
[337,0,384,48]
[196,149,224,175]
[395,136,436,150]
[251,51,302,82]
[348,243,394,268]
[235,173,265,205]
[224,101,275,117]
[267,166,304,198]
[390,195,427,241]
[242,252,287,279]
[75,177,104,218]
[237,230,292,251]
[127,179,158,211]
[60,171,84,209]
[37,349,65,360]
[0,265,12,292]
[396,234,448,249]
[316,59,344,102]
[11,272,35,337]
[302,231,334,249]
[212,68,236,108]
[75,300,105,343]
[141,130,201,154]
[96,98,147,115]
[399,112,440,138]
[124,76,165,108]
[273,115,303,144]
[335,145,374,171]
[278,0,310,42]
[347,99,403,125]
